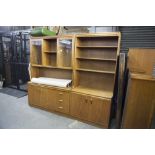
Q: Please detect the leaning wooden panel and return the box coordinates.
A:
[128,48,155,76]
[122,73,155,129]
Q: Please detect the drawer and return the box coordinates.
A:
[55,90,70,114]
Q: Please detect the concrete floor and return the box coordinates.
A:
[0,92,99,129]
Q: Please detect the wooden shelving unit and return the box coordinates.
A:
[73,34,120,99]
[28,33,121,128]
[30,36,74,79]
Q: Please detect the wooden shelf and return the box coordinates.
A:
[31,64,72,70]
[31,64,43,67]
[76,68,115,74]
[31,64,56,68]
[77,46,117,48]
[44,51,57,54]
[72,86,113,98]
[76,57,116,61]
[57,67,72,70]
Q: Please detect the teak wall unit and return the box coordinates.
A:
[28,33,121,128]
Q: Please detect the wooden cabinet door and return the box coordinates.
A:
[28,84,41,106]
[70,92,89,120]
[28,83,57,110]
[88,97,111,127]
[40,87,56,110]
[55,90,70,114]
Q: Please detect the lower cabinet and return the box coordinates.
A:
[70,92,111,128]
[28,83,70,114]
[28,83,112,128]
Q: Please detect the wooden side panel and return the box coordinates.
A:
[122,76,155,129]
[88,97,111,127]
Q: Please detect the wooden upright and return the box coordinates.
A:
[28,33,121,128]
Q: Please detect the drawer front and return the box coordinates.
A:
[55,90,70,114]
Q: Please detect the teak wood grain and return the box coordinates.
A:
[28,33,121,128]
[128,48,155,76]
[122,73,155,129]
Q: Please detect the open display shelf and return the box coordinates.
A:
[28,33,121,128]
[73,33,120,98]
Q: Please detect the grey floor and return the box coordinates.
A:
[0,92,99,129]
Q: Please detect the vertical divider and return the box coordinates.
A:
[56,37,59,67]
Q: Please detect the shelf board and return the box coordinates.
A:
[76,57,116,61]
[31,64,72,70]
[72,86,113,98]
[76,46,117,48]
[57,67,72,70]
[76,68,115,74]
[31,64,43,67]
[44,51,57,54]
[31,64,56,68]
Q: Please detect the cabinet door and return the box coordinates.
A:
[55,90,70,114]
[57,38,72,67]
[28,84,41,106]
[70,92,89,120]
[28,83,57,110]
[40,87,56,110]
[88,97,111,127]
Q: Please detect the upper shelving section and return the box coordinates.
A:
[30,33,121,98]
[73,32,121,98]
[30,35,74,82]
[30,35,74,69]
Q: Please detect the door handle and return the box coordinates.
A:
[58,106,63,109]
[90,98,93,104]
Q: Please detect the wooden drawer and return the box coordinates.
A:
[55,90,70,114]
[70,92,111,128]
